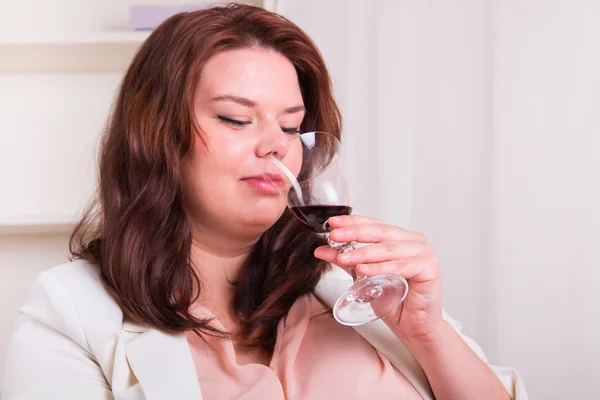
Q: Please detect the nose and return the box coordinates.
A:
[256,127,292,160]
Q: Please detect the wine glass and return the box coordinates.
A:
[263,131,408,326]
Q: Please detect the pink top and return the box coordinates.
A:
[185,293,423,399]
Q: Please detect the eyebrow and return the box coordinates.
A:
[211,95,305,114]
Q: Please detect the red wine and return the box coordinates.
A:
[290,205,352,233]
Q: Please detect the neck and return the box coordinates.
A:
[189,223,259,320]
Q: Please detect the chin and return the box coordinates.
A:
[242,206,286,230]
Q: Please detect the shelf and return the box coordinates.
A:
[0,31,152,73]
[0,0,282,74]
[0,214,77,235]
[0,31,152,45]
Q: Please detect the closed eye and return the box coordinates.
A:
[218,115,299,134]
[282,127,300,134]
[217,115,250,126]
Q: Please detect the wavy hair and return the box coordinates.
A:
[70,3,342,352]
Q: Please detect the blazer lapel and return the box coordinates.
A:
[123,321,203,400]
[118,268,433,399]
[314,267,435,400]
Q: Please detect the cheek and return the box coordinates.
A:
[183,140,235,203]
[201,136,249,175]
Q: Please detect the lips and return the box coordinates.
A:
[261,173,284,184]
[242,174,283,194]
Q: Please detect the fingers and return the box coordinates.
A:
[327,215,427,243]
[329,223,416,244]
[327,215,384,227]
[333,241,433,267]
[315,215,435,284]
[314,245,354,275]
[314,245,339,263]
[314,241,437,282]
[355,255,439,283]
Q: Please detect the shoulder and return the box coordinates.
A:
[44,258,114,307]
[19,259,125,349]
[3,260,129,398]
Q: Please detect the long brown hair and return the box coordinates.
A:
[69,3,342,351]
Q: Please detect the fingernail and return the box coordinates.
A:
[331,228,345,239]
[339,252,352,261]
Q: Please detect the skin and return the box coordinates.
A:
[182,46,304,365]
[182,46,510,399]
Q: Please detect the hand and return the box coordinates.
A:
[314,215,444,345]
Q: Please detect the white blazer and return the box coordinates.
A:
[2,260,527,399]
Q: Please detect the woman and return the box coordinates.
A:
[3,3,526,399]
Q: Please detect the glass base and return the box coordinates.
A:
[333,274,408,326]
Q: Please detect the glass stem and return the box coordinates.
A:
[328,236,366,283]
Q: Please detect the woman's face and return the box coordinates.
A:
[183,47,304,238]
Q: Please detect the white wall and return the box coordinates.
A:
[0,74,119,224]
[490,0,600,397]
[0,0,239,38]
